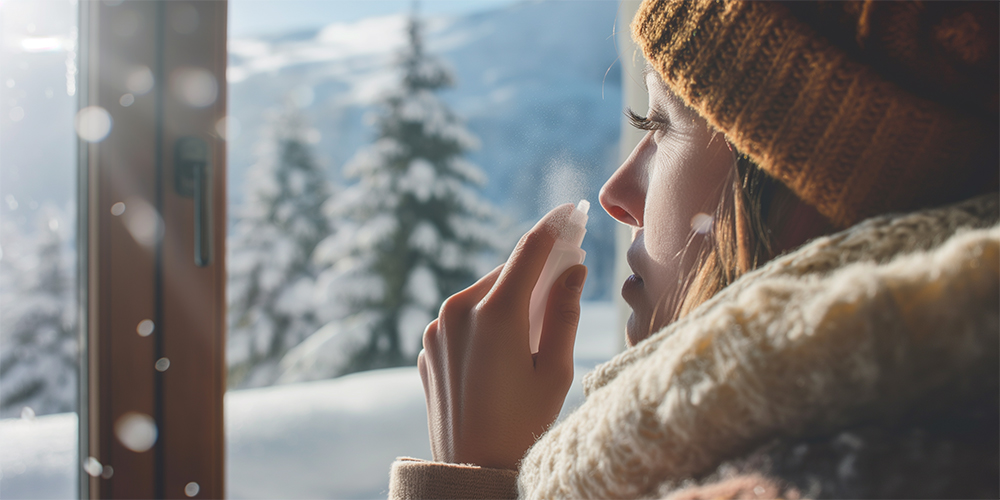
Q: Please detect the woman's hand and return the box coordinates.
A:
[418,204,588,470]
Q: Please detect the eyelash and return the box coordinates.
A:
[625,107,667,132]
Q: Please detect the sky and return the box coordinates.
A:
[229,0,523,37]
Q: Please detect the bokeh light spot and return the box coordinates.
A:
[184,482,200,497]
[83,457,103,477]
[690,212,713,234]
[111,202,126,216]
[126,66,154,95]
[170,67,217,108]
[120,93,135,107]
[75,106,113,143]
[155,357,170,372]
[215,116,240,141]
[114,412,158,452]
[137,319,155,337]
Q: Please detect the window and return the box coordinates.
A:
[0,2,646,498]
[0,1,80,497]
[224,1,630,497]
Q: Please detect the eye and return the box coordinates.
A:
[625,107,668,132]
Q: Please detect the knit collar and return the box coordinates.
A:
[518,194,998,499]
[583,194,999,396]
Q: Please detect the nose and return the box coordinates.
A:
[599,136,649,227]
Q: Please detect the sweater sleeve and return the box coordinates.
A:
[389,457,519,500]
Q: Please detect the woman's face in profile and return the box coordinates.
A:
[599,69,734,346]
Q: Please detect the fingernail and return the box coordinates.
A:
[565,267,586,292]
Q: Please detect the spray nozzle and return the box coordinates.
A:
[561,199,589,247]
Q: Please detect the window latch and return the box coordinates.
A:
[174,137,212,267]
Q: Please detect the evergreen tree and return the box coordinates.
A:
[227,108,335,388]
[0,212,77,418]
[315,13,504,375]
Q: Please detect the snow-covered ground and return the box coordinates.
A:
[0,412,77,499]
[0,302,621,499]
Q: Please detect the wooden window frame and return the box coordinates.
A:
[78,2,227,497]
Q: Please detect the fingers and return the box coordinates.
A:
[536,264,586,383]
[485,203,576,310]
[422,318,440,351]
[441,264,504,316]
[417,349,429,393]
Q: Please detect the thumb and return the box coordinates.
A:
[536,264,586,378]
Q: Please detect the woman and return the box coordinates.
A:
[391,1,999,498]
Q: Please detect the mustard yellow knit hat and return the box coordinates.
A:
[632,0,999,228]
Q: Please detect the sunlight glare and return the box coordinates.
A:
[122,196,163,249]
[20,37,63,52]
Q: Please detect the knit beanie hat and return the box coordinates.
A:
[632,0,999,228]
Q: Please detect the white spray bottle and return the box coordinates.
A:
[527,199,589,354]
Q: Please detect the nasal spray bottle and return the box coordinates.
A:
[527,199,590,354]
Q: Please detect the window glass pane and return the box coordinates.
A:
[0,0,80,498]
[225,1,622,497]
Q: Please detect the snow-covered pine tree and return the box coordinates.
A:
[0,211,77,418]
[227,108,335,388]
[316,12,504,375]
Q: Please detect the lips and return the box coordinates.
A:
[621,273,644,305]
[621,229,647,299]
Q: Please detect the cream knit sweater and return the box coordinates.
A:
[390,194,999,499]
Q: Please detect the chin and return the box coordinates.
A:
[625,313,645,347]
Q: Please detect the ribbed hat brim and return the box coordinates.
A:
[633,0,997,228]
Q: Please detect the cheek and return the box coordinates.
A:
[642,178,690,267]
[642,133,732,266]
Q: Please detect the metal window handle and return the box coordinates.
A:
[174,137,212,267]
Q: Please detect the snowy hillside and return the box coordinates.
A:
[0,302,620,499]
[227,0,624,299]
